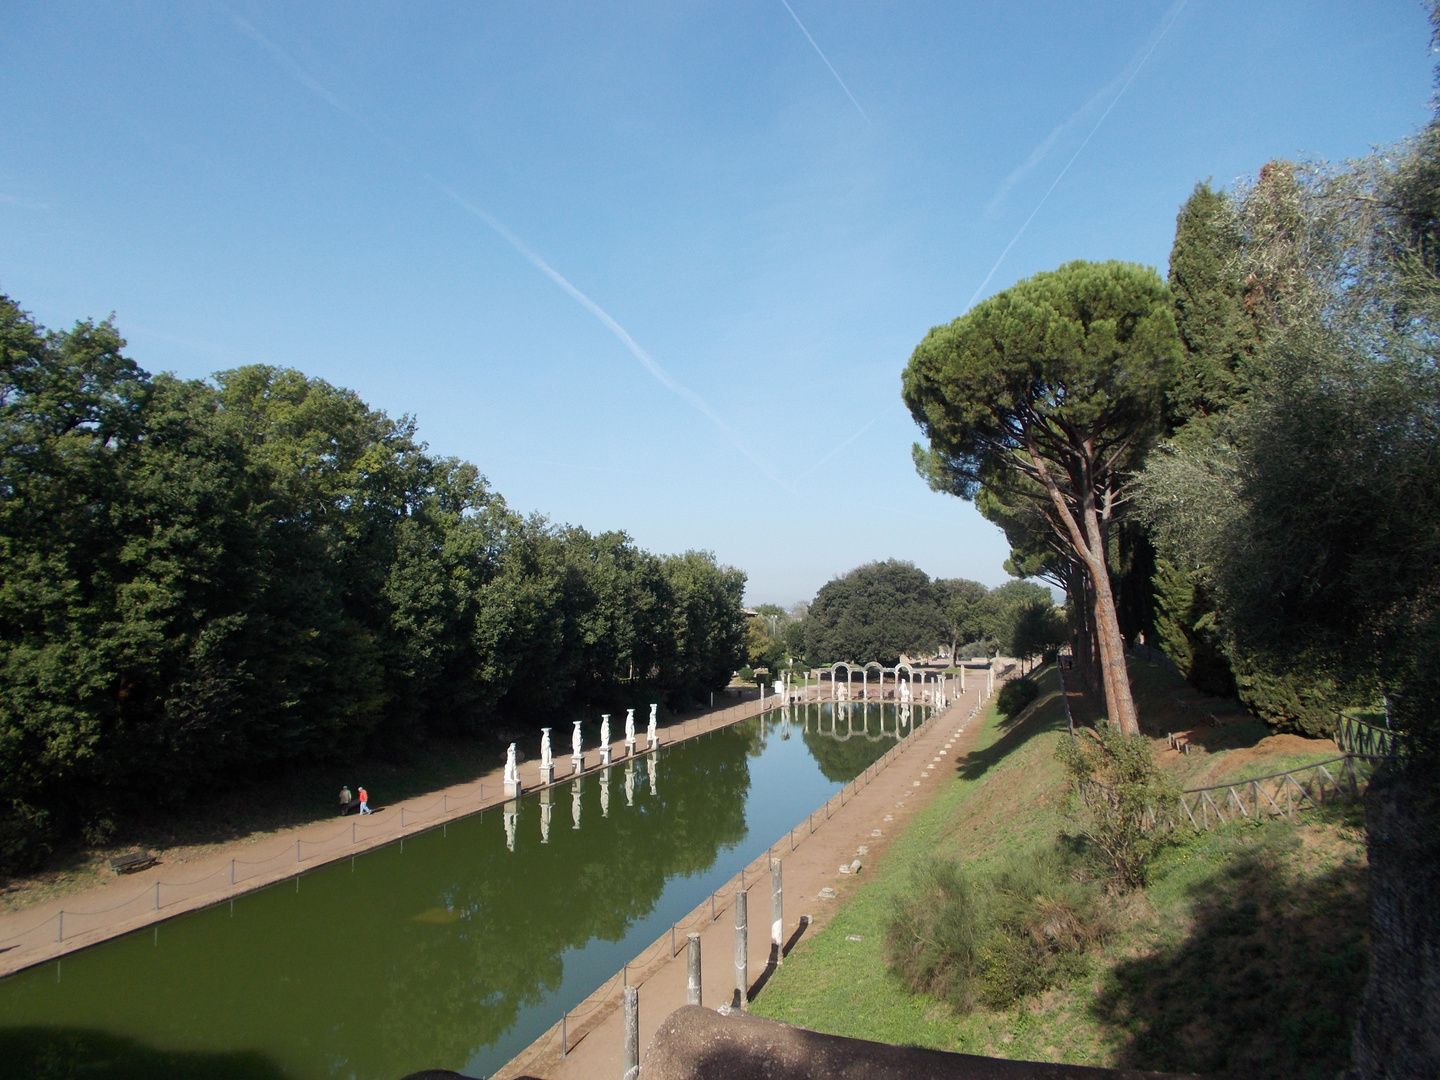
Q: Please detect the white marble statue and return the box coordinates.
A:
[624,708,636,751]
[504,743,518,785]
[541,728,553,769]
[646,704,658,749]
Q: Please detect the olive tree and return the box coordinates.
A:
[902,260,1179,734]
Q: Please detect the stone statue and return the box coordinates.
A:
[624,708,636,753]
[646,704,658,749]
[541,728,552,769]
[505,743,518,784]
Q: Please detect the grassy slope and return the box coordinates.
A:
[752,663,1369,1079]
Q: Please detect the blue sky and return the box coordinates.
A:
[2,1,1432,605]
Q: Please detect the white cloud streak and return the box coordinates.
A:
[967,0,1189,309]
[794,403,893,482]
[779,0,870,124]
[215,2,790,491]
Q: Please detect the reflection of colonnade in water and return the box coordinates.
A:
[784,700,920,742]
[506,756,660,851]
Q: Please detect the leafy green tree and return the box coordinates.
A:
[903,261,1181,734]
[0,298,754,868]
[937,578,991,659]
[804,560,947,665]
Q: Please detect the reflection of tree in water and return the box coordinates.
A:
[0,727,755,1080]
[799,704,926,783]
[0,1027,287,1080]
[359,721,756,1073]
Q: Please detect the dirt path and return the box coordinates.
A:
[492,678,998,1080]
[0,693,792,978]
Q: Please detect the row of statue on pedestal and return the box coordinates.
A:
[502,704,660,798]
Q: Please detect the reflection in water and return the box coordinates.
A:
[0,706,927,1080]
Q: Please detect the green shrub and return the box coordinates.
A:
[1055,723,1180,889]
[886,844,1111,1012]
[996,677,1040,717]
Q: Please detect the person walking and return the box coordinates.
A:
[338,785,352,814]
[358,786,371,814]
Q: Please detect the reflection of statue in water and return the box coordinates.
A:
[647,704,658,750]
[540,788,552,844]
[624,761,635,806]
[572,776,583,829]
[649,757,658,797]
[504,800,517,852]
[600,768,611,817]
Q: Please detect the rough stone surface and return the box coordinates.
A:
[641,1006,1217,1080]
[1346,763,1440,1080]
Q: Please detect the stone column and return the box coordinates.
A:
[733,888,748,1012]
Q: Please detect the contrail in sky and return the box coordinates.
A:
[795,403,893,482]
[967,0,1189,309]
[215,3,790,491]
[779,0,870,124]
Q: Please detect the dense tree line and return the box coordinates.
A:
[740,560,1063,672]
[0,300,747,868]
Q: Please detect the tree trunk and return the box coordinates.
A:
[1029,443,1140,735]
[1081,500,1140,736]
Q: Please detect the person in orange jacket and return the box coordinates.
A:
[358,786,371,814]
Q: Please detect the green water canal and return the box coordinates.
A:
[0,702,928,1080]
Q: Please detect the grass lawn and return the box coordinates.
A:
[751,663,1370,1079]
